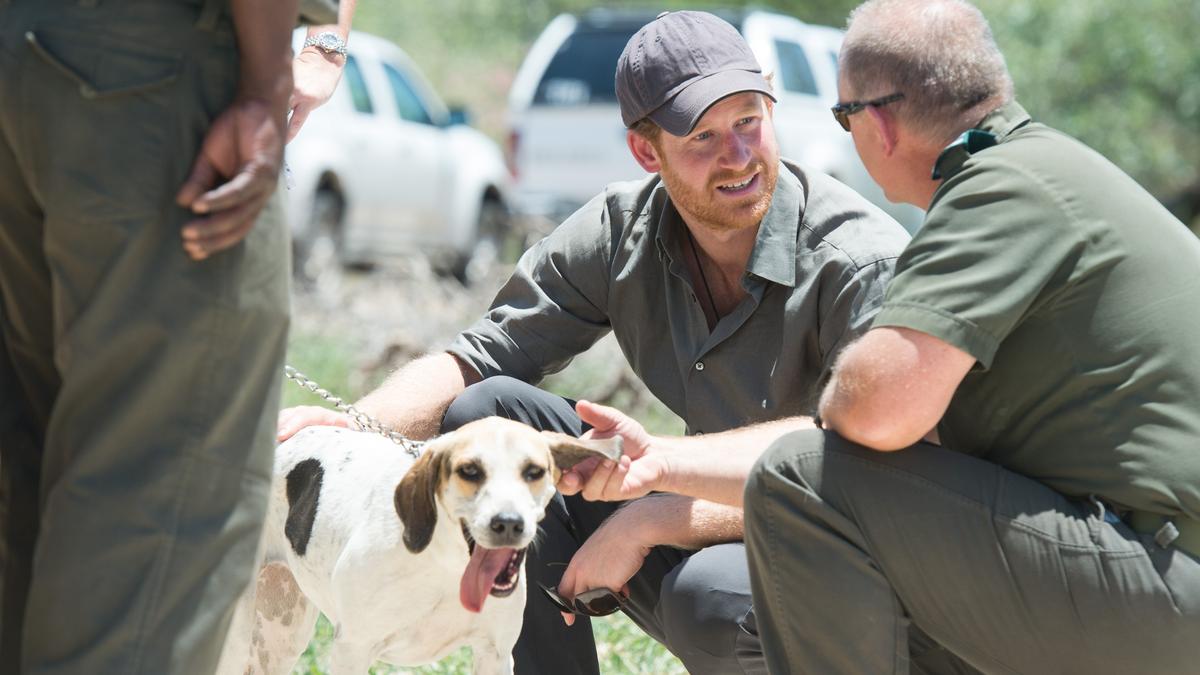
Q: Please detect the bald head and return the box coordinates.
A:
[841,0,1013,144]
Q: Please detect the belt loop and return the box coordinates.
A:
[1154,521,1181,549]
[195,0,223,31]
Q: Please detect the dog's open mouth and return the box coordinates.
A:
[459,521,527,613]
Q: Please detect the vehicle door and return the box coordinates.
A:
[376,60,450,252]
[334,53,394,248]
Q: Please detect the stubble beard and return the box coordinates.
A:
[660,158,778,234]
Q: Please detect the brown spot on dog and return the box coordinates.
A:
[257,562,302,626]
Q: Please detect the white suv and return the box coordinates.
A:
[506,9,922,233]
[286,29,512,283]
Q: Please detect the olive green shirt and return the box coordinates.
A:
[450,161,910,434]
[873,101,1200,518]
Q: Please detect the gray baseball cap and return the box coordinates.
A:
[616,11,776,136]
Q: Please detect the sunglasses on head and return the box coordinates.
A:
[830,92,905,131]
[538,582,627,617]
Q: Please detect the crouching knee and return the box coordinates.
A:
[441,376,530,431]
[744,427,827,517]
[657,544,760,675]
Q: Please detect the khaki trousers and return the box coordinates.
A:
[745,429,1200,674]
[0,1,290,672]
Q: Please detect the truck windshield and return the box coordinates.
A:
[533,28,636,105]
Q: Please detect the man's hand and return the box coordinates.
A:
[176,97,286,260]
[288,50,345,142]
[277,405,352,442]
[559,400,669,502]
[555,506,650,626]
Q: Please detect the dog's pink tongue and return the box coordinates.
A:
[460,545,514,613]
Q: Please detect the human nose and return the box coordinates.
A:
[719,131,752,169]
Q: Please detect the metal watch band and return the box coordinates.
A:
[303,31,347,57]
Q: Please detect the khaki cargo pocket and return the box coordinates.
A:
[25,29,181,100]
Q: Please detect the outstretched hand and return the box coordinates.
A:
[277,405,353,442]
[176,97,286,260]
[558,400,669,502]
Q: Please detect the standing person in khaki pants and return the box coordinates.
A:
[0,0,297,672]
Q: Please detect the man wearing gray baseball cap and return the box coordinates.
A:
[276,10,909,674]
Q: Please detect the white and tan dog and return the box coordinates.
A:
[216,416,621,675]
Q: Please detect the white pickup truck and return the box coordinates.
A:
[506,9,923,236]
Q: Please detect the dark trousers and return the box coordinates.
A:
[442,377,764,675]
[0,1,289,673]
[745,429,1200,674]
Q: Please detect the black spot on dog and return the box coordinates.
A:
[285,459,324,556]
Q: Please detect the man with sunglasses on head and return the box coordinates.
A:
[565,1,1200,673]
[277,10,909,674]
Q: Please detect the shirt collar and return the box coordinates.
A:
[745,163,800,287]
[931,100,1033,181]
[653,161,800,288]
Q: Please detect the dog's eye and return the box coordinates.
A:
[523,466,546,482]
[456,463,484,482]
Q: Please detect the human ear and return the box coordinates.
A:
[865,105,899,157]
[627,130,662,173]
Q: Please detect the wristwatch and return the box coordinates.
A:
[303,31,348,57]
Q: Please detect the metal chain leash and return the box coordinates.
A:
[284,365,424,459]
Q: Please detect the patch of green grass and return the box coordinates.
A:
[282,331,365,409]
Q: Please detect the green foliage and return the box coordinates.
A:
[978,0,1200,205]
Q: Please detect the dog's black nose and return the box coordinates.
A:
[489,513,524,537]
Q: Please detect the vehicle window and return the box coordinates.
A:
[774,39,818,96]
[829,50,840,76]
[384,63,433,125]
[344,55,374,114]
[534,28,637,105]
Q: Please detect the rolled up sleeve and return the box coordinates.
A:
[448,194,614,384]
[872,160,1090,369]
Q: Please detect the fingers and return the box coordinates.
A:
[180,196,266,260]
[189,159,277,215]
[558,557,578,626]
[277,405,351,442]
[559,470,582,495]
[286,104,312,143]
[558,456,600,496]
[175,155,220,211]
[580,459,618,501]
[175,96,286,260]
[580,456,635,502]
[575,399,623,432]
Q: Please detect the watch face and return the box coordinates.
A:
[318,34,339,50]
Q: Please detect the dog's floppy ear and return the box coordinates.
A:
[395,444,447,554]
[541,431,623,470]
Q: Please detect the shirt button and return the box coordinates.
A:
[695,361,705,371]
